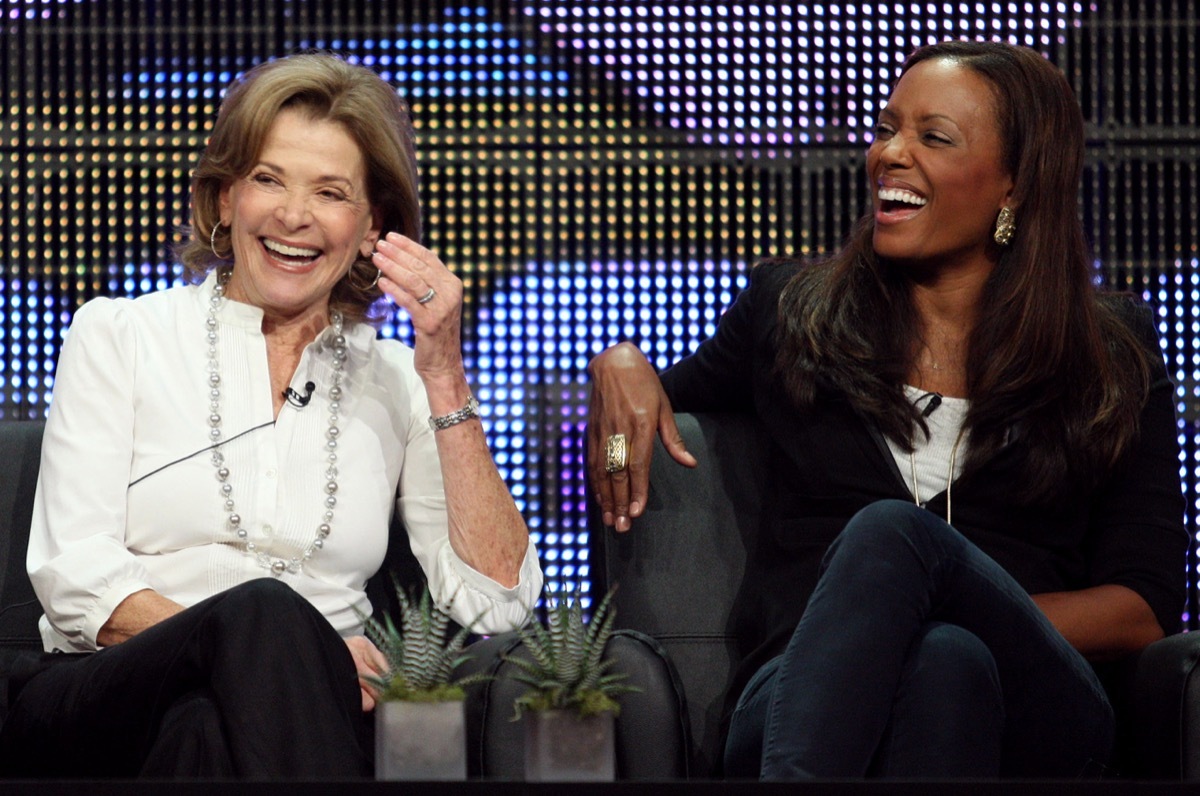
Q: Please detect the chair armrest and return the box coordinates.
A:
[458,631,522,778]
[591,411,764,775]
[1127,631,1200,779]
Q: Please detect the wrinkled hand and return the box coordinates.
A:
[345,635,389,712]
[587,342,696,532]
[373,232,465,382]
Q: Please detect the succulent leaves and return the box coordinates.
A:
[361,576,488,702]
[506,588,636,718]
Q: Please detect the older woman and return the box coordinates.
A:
[0,53,541,778]
[588,41,1186,778]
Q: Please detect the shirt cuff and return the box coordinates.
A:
[82,578,158,650]
[435,538,543,634]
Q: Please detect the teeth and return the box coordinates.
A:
[263,238,320,258]
[878,188,927,206]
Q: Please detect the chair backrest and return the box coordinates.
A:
[0,420,48,718]
[0,420,45,654]
[590,412,767,776]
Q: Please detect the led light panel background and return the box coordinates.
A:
[2,1,1198,617]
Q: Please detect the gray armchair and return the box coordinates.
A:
[0,419,44,718]
[591,411,1200,779]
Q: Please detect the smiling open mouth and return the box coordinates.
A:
[878,187,928,214]
[262,237,321,266]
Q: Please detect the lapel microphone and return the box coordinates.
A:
[920,392,943,417]
[284,381,316,408]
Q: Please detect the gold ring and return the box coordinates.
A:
[604,434,628,474]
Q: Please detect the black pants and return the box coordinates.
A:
[0,579,372,779]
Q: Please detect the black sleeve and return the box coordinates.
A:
[1085,303,1189,635]
[659,260,799,413]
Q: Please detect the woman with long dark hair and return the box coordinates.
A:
[588,40,1185,778]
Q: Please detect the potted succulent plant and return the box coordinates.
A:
[505,588,636,781]
[361,580,486,781]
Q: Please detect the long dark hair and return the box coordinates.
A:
[774,40,1152,502]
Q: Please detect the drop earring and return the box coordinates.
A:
[993,206,1016,246]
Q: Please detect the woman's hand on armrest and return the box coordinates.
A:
[97,589,185,647]
[587,342,697,532]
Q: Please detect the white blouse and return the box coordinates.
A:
[29,272,542,652]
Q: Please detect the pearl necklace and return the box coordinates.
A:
[205,269,345,576]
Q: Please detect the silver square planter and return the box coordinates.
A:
[375,699,467,780]
[523,709,615,782]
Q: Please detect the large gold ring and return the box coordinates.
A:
[604,434,628,474]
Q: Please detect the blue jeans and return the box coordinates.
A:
[724,500,1114,780]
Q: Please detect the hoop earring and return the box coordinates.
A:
[210,223,228,260]
[993,206,1016,246]
[345,258,383,293]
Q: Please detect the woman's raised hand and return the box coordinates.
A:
[372,232,465,383]
[371,233,529,590]
[587,342,696,532]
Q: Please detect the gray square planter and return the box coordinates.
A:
[523,709,615,782]
[375,700,466,780]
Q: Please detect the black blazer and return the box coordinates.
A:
[660,260,1188,690]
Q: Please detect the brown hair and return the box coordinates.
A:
[774,40,1152,502]
[178,52,422,325]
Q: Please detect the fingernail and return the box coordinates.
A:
[630,501,641,515]
[616,516,629,532]
[603,511,614,527]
